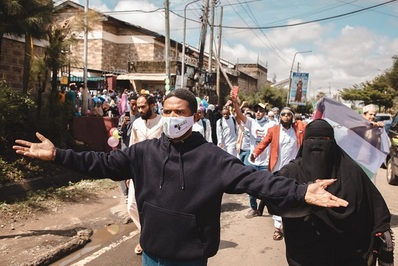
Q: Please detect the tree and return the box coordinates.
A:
[244,85,287,108]
[0,0,24,62]
[45,22,74,94]
[20,0,53,95]
[340,76,395,111]
[386,55,398,92]
[0,0,54,94]
[30,20,76,117]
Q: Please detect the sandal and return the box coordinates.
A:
[273,229,284,241]
[134,243,143,255]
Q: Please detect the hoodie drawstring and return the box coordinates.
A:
[159,140,185,190]
[178,145,185,190]
[159,141,171,189]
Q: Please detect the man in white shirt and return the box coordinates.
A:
[232,97,278,218]
[128,94,163,255]
[216,107,238,156]
[251,107,306,240]
[193,107,212,143]
[129,96,162,145]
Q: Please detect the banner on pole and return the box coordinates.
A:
[289,72,309,106]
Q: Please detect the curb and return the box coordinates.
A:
[31,228,93,266]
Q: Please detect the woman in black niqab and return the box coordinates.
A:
[276,119,393,266]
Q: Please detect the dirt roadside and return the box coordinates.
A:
[0,183,130,266]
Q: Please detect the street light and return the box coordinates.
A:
[181,0,200,89]
[287,50,312,105]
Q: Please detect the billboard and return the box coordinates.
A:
[289,72,309,106]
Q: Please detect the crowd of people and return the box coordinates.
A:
[17,87,393,265]
[58,85,166,119]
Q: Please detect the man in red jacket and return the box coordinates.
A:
[250,107,306,240]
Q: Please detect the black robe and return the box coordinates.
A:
[276,150,391,265]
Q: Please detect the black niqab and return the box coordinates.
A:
[276,119,391,265]
[299,119,337,180]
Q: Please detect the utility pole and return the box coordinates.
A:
[198,0,209,72]
[165,0,171,94]
[208,0,215,73]
[82,0,89,115]
[181,0,199,89]
[216,6,223,106]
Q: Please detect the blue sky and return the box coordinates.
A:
[61,0,398,98]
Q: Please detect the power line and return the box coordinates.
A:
[335,0,398,18]
[219,0,398,29]
[104,0,397,32]
[102,8,164,14]
[227,0,290,64]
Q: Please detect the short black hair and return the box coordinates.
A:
[128,94,138,101]
[164,89,197,114]
[138,94,156,106]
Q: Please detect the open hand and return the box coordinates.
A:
[305,179,349,208]
[13,132,56,161]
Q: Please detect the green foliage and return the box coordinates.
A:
[293,101,314,115]
[0,80,55,184]
[238,85,314,114]
[340,75,396,111]
[0,157,61,184]
[36,99,76,148]
[2,0,54,39]
[242,85,288,108]
[0,79,74,184]
[0,79,36,156]
[340,56,398,111]
[386,55,398,92]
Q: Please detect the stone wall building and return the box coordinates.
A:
[1,0,269,107]
[0,36,46,97]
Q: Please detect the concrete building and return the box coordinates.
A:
[1,0,269,106]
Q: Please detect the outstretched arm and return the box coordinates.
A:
[13,132,56,161]
[305,179,348,208]
[264,178,349,218]
[230,87,247,125]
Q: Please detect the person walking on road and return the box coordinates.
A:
[216,107,238,156]
[274,119,393,266]
[117,94,140,203]
[231,92,278,218]
[250,107,306,241]
[192,106,212,143]
[13,89,348,266]
[128,94,162,255]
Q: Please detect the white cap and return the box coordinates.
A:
[363,104,377,113]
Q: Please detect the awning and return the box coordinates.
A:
[117,73,168,81]
[57,76,104,82]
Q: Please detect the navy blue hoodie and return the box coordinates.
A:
[54,132,308,260]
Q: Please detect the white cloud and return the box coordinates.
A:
[71,0,398,94]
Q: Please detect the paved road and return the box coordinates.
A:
[56,167,398,265]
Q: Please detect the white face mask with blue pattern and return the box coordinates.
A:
[162,116,194,139]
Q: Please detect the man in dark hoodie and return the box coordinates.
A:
[13,89,348,266]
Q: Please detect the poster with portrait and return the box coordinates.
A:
[289,72,309,106]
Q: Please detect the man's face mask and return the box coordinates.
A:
[162,116,194,139]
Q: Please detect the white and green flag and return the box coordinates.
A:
[314,97,389,180]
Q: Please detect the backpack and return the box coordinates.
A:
[201,119,207,136]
